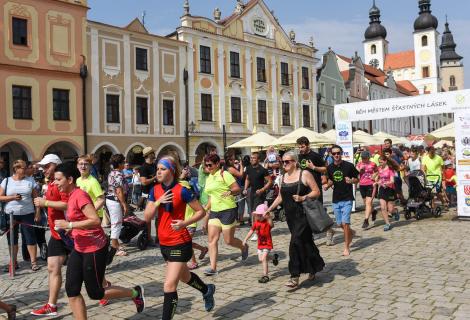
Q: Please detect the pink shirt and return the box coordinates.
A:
[357,161,377,186]
[67,188,107,253]
[378,167,395,189]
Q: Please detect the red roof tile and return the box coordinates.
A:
[384,51,415,70]
[396,80,419,95]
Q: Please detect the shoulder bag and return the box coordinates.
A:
[297,170,334,234]
[0,177,10,233]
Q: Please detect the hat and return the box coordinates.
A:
[444,160,453,166]
[142,146,155,158]
[38,154,62,166]
[361,151,371,158]
[253,203,269,215]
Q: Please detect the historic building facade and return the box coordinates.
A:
[0,0,88,167]
[362,0,463,134]
[172,0,318,162]
[86,19,188,165]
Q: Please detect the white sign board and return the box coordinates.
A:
[334,89,470,217]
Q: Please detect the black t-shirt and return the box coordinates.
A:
[299,150,325,201]
[246,165,269,193]
[327,161,359,203]
[140,162,156,194]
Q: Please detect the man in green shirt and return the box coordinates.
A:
[421,146,448,208]
[76,155,105,218]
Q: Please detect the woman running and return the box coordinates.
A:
[53,162,145,320]
[266,151,324,288]
[202,154,248,276]
[144,156,215,320]
[376,155,397,231]
[356,151,377,229]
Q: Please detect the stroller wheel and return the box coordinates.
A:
[404,211,412,220]
[279,209,286,222]
[433,207,442,217]
[137,232,148,250]
[40,242,48,261]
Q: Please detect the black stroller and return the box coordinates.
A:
[404,170,442,220]
[119,213,148,250]
[266,174,285,222]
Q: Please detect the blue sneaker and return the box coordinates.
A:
[203,284,216,312]
[241,244,249,261]
[383,224,392,231]
[203,268,218,276]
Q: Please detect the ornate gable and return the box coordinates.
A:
[125,18,148,34]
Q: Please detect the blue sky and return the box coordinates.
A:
[88,0,469,86]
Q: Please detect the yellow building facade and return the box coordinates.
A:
[174,0,318,162]
[0,0,88,166]
[86,19,188,165]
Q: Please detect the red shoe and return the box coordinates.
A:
[31,303,58,317]
[99,299,109,306]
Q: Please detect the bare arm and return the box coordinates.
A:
[55,203,101,230]
[0,186,21,202]
[228,182,241,196]
[34,197,67,211]
[94,195,105,211]
[302,170,321,200]
[228,166,244,179]
[140,175,156,186]
[115,186,128,215]
[259,175,273,194]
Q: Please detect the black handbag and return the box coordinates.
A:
[296,171,334,234]
[0,177,10,233]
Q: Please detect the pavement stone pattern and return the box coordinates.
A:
[1,190,469,320]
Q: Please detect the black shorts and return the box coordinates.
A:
[47,237,70,257]
[378,187,396,201]
[65,245,108,300]
[209,208,238,225]
[359,185,374,199]
[160,242,193,263]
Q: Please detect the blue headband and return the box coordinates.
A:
[158,159,176,173]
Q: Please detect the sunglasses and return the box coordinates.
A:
[332,152,342,156]
[282,160,295,165]
[205,163,215,168]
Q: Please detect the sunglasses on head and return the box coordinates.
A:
[282,160,295,165]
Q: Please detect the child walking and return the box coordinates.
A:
[242,204,279,283]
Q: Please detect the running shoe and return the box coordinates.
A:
[325,228,335,246]
[362,219,369,229]
[383,224,392,231]
[203,268,218,276]
[132,285,145,313]
[371,209,378,222]
[250,233,258,241]
[203,284,216,312]
[99,281,111,306]
[241,244,249,261]
[272,254,279,266]
[31,303,58,317]
[394,211,400,222]
[198,247,209,260]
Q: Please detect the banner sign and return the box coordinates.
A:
[334,89,470,218]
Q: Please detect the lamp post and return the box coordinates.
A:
[222,124,227,152]
[80,55,88,153]
[184,69,189,162]
[316,92,322,133]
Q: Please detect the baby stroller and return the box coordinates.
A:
[266,174,285,222]
[404,170,442,220]
[119,213,148,250]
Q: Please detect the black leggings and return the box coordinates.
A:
[65,245,108,300]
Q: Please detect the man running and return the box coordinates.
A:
[324,145,359,256]
[31,154,68,317]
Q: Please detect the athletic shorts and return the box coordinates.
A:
[47,237,70,257]
[160,242,193,263]
[257,248,271,255]
[208,207,238,230]
[65,245,108,300]
[359,185,374,199]
[378,187,396,201]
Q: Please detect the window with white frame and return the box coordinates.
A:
[106,94,120,123]
[163,99,174,126]
[136,97,148,125]
[282,102,290,126]
[231,97,241,123]
[201,93,212,121]
[258,99,267,125]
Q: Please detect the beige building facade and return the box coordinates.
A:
[0,0,88,167]
[173,0,318,162]
[86,19,188,165]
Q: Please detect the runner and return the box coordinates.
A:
[140,147,158,244]
[324,145,359,256]
[31,154,68,317]
[376,155,398,231]
[422,146,448,209]
[53,162,145,320]
[356,151,378,229]
[143,156,215,319]
[242,203,279,284]
[203,154,248,276]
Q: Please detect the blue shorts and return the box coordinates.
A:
[332,201,353,225]
[7,213,37,246]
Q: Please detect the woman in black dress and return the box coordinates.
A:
[267,151,325,288]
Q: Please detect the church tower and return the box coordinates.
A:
[412,0,440,94]
[440,18,464,91]
[363,0,388,70]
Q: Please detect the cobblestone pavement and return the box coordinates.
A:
[1,193,470,319]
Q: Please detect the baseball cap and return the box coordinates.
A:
[142,146,155,157]
[444,160,453,166]
[361,151,371,158]
[253,203,269,215]
[38,154,62,166]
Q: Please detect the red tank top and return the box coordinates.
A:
[154,183,192,246]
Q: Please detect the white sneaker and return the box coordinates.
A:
[250,233,258,241]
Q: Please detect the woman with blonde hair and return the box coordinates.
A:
[0,159,41,272]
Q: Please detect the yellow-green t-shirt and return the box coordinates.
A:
[179,181,197,228]
[371,153,380,166]
[205,169,236,212]
[422,154,444,182]
[77,175,105,217]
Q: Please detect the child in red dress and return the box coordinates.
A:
[242,204,279,283]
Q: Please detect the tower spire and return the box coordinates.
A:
[364,0,387,40]
[439,18,463,62]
